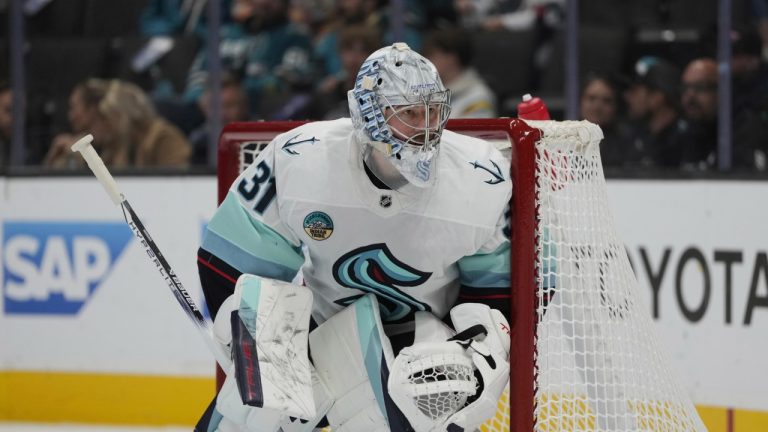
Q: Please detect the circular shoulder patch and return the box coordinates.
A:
[303,212,334,241]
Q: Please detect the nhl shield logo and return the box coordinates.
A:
[380,194,392,208]
[303,211,334,240]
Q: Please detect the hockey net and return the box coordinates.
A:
[216,118,704,431]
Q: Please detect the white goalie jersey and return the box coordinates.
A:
[201,118,512,325]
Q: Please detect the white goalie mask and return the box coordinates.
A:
[348,42,451,189]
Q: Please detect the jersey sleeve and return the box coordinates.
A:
[456,200,559,320]
[198,136,305,318]
[456,201,512,318]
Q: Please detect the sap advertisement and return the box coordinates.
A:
[0,177,217,377]
[0,176,766,427]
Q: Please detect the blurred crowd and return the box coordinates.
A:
[582,29,768,172]
[0,0,767,174]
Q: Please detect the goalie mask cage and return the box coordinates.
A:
[216,119,705,432]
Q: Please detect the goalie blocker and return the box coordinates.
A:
[202,274,511,432]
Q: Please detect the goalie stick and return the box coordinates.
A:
[71,134,232,371]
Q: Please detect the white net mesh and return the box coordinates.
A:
[239,141,270,173]
[528,120,705,431]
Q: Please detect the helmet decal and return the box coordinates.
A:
[352,58,395,148]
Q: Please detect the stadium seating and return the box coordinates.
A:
[471,29,537,116]
[82,0,147,37]
[25,37,110,158]
[109,35,201,95]
[537,25,630,116]
[26,0,89,37]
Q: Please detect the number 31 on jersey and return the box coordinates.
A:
[238,160,277,214]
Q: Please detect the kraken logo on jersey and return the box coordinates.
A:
[332,244,431,323]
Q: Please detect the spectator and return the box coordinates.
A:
[731,27,768,171]
[137,0,237,104]
[306,25,382,120]
[45,79,191,169]
[150,0,310,136]
[378,0,428,49]
[182,0,251,104]
[678,58,719,171]
[422,0,460,29]
[289,0,332,32]
[578,73,632,168]
[0,81,11,169]
[44,79,108,168]
[453,0,563,100]
[299,0,424,107]
[751,0,768,60]
[623,56,683,168]
[140,0,236,38]
[732,28,768,112]
[308,0,388,99]
[139,0,188,36]
[185,0,313,114]
[454,0,563,31]
[189,74,251,165]
[289,0,334,33]
[678,55,761,172]
[423,28,497,118]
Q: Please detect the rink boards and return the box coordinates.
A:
[0,175,767,431]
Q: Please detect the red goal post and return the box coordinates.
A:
[215,118,704,431]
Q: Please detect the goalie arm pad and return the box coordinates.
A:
[211,274,325,431]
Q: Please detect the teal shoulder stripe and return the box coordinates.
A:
[203,192,304,278]
[202,230,300,282]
